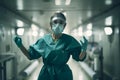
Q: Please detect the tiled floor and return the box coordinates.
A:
[25,57,91,80]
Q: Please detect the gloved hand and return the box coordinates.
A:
[14,36,23,48]
[79,36,88,52]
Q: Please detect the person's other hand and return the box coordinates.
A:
[79,36,88,52]
[14,36,23,48]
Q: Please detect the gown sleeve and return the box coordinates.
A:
[65,35,83,61]
[28,39,45,60]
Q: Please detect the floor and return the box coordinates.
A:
[24,57,91,80]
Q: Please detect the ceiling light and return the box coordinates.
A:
[17,20,24,27]
[105,16,112,26]
[104,27,113,35]
[65,0,71,5]
[87,11,92,17]
[32,31,38,37]
[39,29,45,37]
[85,30,92,36]
[17,0,23,10]
[31,24,39,30]
[55,0,61,5]
[105,0,112,5]
[55,0,71,5]
[87,23,92,30]
[17,28,24,35]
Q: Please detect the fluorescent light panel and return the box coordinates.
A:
[105,0,112,5]
[17,28,24,35]
[86,30,92,36]
[65,0,71,5]
[55,0,71,5]
[17,0,23,10]
[55,0,61,5]
[31,24,39,30]
[87,23,92,30]
[17,20,24,27]
[105,16,112,26]
[104,27,113,35]
[32,31,38,37]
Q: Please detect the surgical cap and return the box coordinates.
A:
[50,12,66,22]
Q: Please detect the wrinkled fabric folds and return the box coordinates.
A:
[28,33,82,80]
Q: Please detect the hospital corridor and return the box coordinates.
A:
[0,0,120,80]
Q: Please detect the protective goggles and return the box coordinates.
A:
[51,17,66,25]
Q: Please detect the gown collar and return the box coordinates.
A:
[43,33,64,45]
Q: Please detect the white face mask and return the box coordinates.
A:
[52,23,64,35]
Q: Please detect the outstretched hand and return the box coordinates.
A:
[14,36,23,48]
[79,36,88,52]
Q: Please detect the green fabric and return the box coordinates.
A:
[28,33,82,80]
[79,36,88,52]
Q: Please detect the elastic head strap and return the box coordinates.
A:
[51,17,65,22]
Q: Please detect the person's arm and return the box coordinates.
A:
[19,45,31,60]
[14,36,31,60]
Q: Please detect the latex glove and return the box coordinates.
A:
[14,36,23,48]
[79,36,88,52]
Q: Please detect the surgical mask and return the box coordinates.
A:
[52,23,64,35]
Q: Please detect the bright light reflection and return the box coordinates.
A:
[17,20,23,27]
[39,29,45,37]
[12,29,15,35]
[104,27,113,35]
[17,0,23,10]
[55,0,61,5]
[105,0,112,5]
[63,12,67,16]
[87,11,92,17]
[85,30,92,36]
[115,27,119,34]
[78,27,83,36]
[65,0,71,5]
[31,24,39,30]
[78,18,82,24]
[32,31,38,37]
[105,16,112,25]
[87,23,92,30]
[17,28,24,35]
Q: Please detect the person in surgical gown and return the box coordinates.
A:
[14,12,88,80]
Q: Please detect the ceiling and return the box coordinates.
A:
[0,0,120,32]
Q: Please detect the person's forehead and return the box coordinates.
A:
[52,17,65,21]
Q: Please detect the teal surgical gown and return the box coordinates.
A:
[28,33,85,80]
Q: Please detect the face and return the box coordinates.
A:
[51,17,66,35]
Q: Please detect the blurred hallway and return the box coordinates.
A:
[0,0,120,80]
